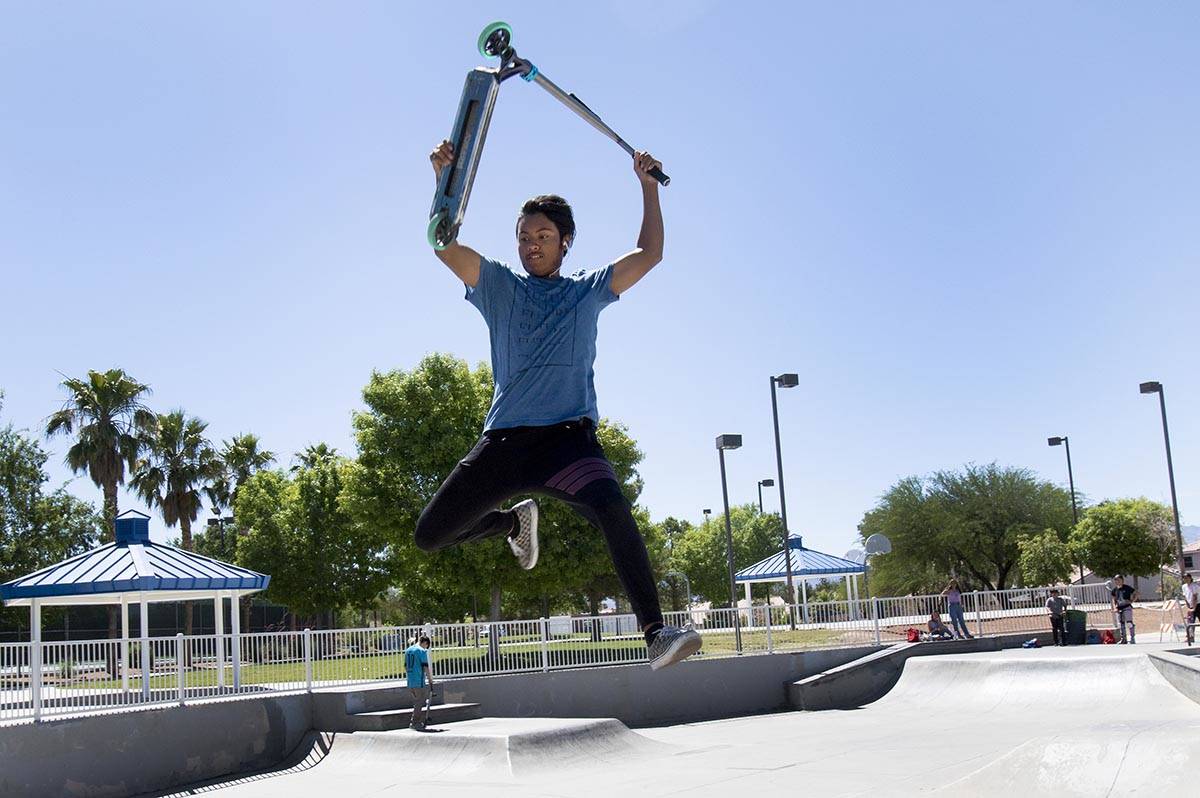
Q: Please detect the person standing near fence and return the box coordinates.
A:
[1182,574,1199,645]
[1110,575,1137,645]
[942,579,973,639]
[405,635,433,730]
[1046,588,1068,646]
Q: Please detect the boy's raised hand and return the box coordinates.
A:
[633,150,663,187]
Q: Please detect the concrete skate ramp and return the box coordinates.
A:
[874,651,1184,713]
[314,717,669,779]
[156,717,673,795]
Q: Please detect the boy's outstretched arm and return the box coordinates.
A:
[429,139,482,287]
[610,151,664,296]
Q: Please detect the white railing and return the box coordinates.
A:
[0,583,1127,726]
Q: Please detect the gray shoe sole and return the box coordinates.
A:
[649,631,702,671]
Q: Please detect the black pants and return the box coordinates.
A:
[1050,615,1066,645]
[414,418,663,629]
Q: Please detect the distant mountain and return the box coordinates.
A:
[1186,525,1200,545]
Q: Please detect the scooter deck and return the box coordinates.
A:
[429,68,501,249]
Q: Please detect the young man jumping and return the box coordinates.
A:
[415,139,701,671]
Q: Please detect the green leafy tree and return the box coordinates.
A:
[347,353,661,623]
[1017,529,1073,586]
[807,580,848,602]
[653,517,693,611]
[1,396,103,630]
[1070,498,1174,584]
[346,354,495,622]
[131,410,219,636]
[859,463,1074,594]
[229,470,291,594]
[237,451,389,626]
[45,369,154,534]
[671,505,782,607]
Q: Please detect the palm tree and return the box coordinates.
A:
[293,443,338,471]
[45,369,155,537]
[203,434,276,631]
[131,410,218,637]
[215,433,276,510]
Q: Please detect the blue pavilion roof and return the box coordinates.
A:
[0,511,270,605]
[735,535,865,582]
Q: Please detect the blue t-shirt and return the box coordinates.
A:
[466,257,619,431]
[404,644,429,688]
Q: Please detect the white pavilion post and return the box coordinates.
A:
[230,592,242,691]
[214,592,226,690]
[139,593,150,701]
[30,599,42,722]
[120,596,130,696]
[800,578,810,624]
[743,582,753,629]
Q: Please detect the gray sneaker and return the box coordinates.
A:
[647,625,702,671]
[507,499,539,570]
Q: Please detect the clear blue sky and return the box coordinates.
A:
[2,2,1197,556]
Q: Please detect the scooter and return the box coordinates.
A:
[428,21,670,250]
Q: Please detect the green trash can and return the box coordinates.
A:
[1065,609,1088,645]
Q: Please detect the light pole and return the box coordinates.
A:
[1140,381,1186,576]
[716,434,743,652]
[1048,436,1083,584]
[757,479,774,513]
[207,508,236,555]
[702,508,712,523]
[770,372,800,628]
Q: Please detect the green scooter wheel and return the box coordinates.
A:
[477,21,512,59]
[427,212,453,250]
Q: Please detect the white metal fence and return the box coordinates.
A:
[0,583,1129,726]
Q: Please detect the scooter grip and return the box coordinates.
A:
[649,166,671,187]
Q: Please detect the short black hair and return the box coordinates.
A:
[419,634,431,644]
[518,194,575,245]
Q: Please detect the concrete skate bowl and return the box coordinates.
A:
[139,651,1200,797]
[873,654,1200,795]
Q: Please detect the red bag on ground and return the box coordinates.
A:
[1101,629,1116,645]
[906,628,921,643]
